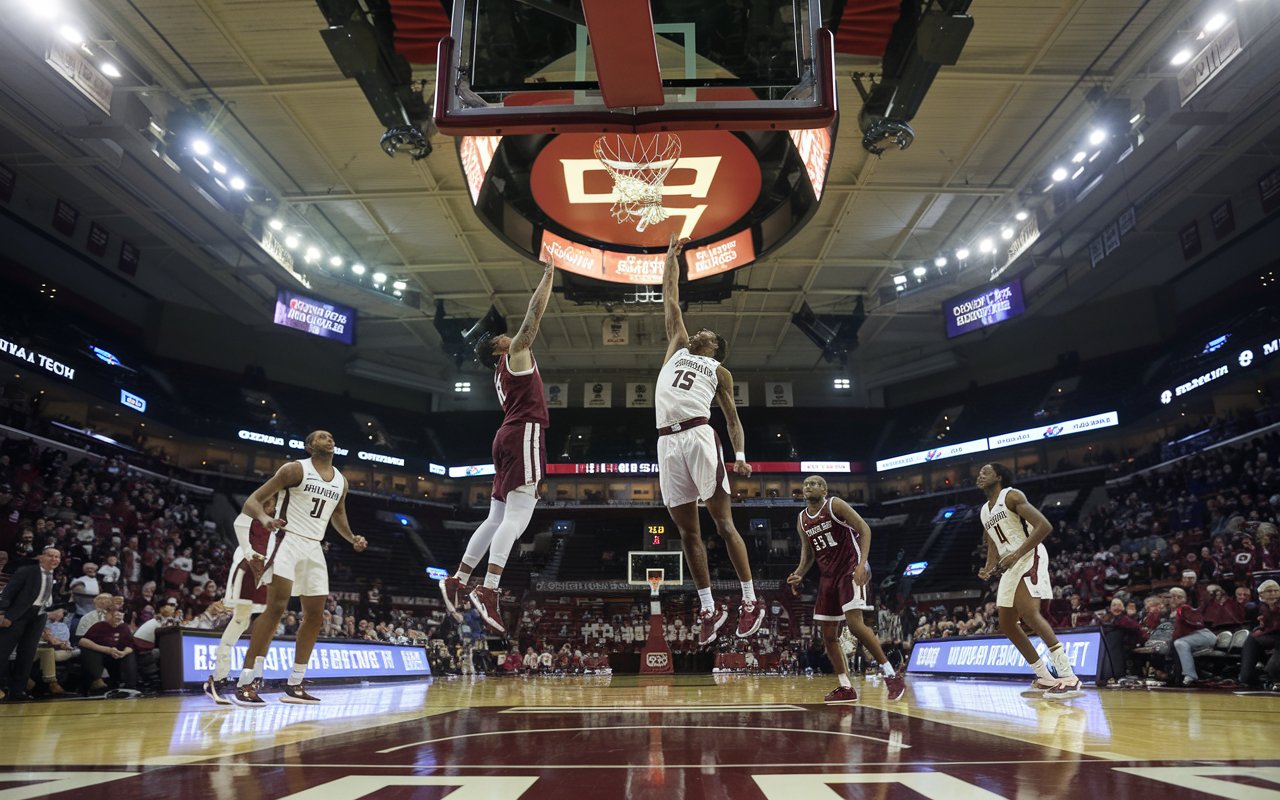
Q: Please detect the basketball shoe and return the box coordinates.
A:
[1044,677,1085,700]
[824,685,858,704]
[282,683,321,704]
[1021,677,1061,697]
[735,599,766,638]
[439,576,466,613]
[230,679,266,708]
[203,675,232,706]
[885,674,907,701]
[696,606,728,646]
[470,587,506,634]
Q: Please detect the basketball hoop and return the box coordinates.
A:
[594,133,682,233]
[646,568,664,597]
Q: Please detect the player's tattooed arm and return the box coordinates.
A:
[511,259,555,358]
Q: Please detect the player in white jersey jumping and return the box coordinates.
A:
[976,462,1083,699]
[229,430,368,707]
[656,234,764,646]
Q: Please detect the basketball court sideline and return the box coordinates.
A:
[2,676,1276,799]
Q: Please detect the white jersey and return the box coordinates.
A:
[279,458,345,541]
[655,347,720,428]
[979,486,1032,560]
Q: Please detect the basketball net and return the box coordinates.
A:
[640,569,673,674]
[593,133,682,233]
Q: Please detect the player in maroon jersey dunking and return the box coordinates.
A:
[788,475,906,703]
[439,260,555,633]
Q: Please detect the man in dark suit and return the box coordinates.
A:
[0,547,60,701]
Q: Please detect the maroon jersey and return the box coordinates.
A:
[495,352,549,427]
[798,498,862,577]
[249,519,274,554]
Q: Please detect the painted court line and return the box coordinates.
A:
[498,705,806,714]
[377,725,909,754]
[219,758,1170,770]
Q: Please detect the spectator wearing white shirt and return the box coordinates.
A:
[97,555,122,595]
[169,548,193,573]
[69,564,101,617]
[75,593,115,637]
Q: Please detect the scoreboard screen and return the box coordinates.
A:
[643,521,670,550]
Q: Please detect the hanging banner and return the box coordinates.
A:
[732,381,749,407]
[763,382,793,407]
[583,382,613,408]
[544,382,569,408]
[602,317,629,346]
[626,383,653,408]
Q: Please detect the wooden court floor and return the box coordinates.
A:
[2,675,1277,799]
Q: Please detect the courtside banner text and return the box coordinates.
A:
[178,632,430,683]
[273,289,357,345]
[906,630,1102,680]
[944,279,1026,339]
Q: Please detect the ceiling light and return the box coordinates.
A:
[934,256,947,268]
[893,275,908,286]
[912,266,927,277]
[229,176,247,191]
[1071,165,1085,180]
[392,280,408,291]
[352,263,366,275]
[304,247,321,262]
[1129,113,1143,124]
[100,62,122,79]
[1170,48,1193,66]
[1001,227,1014,240]
[393,290,403,297]
[269,218,284,231]
[284,235,299,250]
[1088,129,1107,146]
[1072,151,1087,164]
[979,238,995,254]
[372,272,387,283]
[211,160,226,174]
[192,139,212,156]
[955,248,970,260]
[58,26,85,45]
[1203,13,1227,33]
[1051,166,1069,182]
[1015,211,1029,221]
[329,256,343,267]
[1089,150,1102,162]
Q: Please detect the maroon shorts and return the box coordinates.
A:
[492,421,546,502]
[813,567,872,621]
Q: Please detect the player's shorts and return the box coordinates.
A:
[812,567,872,621]
[271,533,329,597]
[657,424,730,507]
[492,421,546,503]
[997,543,1052,607]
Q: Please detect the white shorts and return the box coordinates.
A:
[996,544,1052,608]
[657,425,730,507]
[271,533,329,597]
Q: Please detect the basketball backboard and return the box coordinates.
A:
[434,0,835,135]
[628,550,684,586]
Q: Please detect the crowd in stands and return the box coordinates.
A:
[4,407,1280,698]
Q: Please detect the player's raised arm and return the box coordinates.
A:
[1000,489,1053,569]
[508,260,556,370]
[713,365,751,477]
[662,234,690,362]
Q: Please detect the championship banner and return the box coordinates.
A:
[907,630,1103,681]
[763,381,793,407]
[544,382,569,408]
[732,381,749,406]
[603,317,629,346]
[626,382,653,407]
[584,382,613,408]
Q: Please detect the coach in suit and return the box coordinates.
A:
[0,547,60,701]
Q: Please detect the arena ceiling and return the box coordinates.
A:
[3,1,1278,401]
